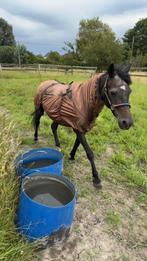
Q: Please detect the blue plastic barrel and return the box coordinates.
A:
[16,173,76,245]
[14,148,63,178]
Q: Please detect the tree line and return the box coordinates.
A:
[0,17,147,68]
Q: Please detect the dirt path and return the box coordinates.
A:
[35,152,147,261]
[18,135,146,261]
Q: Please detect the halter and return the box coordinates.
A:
[102,75,130,111]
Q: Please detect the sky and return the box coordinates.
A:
[0,0,147,55]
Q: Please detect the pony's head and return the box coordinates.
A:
[100,63,133,130]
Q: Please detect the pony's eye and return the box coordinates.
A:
[110,90,117,96]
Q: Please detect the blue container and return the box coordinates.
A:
[14,148,63,178]
[16,173,76,245]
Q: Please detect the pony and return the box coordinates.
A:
[32,64,133,188]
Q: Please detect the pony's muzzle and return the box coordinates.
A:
[118,118,133,130]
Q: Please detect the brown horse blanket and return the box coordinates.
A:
[34,74,104,133]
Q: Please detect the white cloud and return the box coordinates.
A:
[102,7,147,37]
[0,0,147,54]
[0,8,40,33]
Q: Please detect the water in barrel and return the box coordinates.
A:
[24,159,57,169]
[24,176,74,207]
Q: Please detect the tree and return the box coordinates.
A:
[75,18,123,67]
[16,44,29,64]
[62,41,81,65]
[61,52,81,65]
[26,51,38,64]
[35,54,45,64]
[46,51,61,64]
[63,41,75,53]
[0,17,15,46]
[123,18,147,56]
[0,46,15,63]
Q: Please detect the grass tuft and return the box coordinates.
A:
[105,209,122,228]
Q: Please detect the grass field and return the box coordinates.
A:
[0,70,147,261]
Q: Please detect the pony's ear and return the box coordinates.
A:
[107,63,115,78]
[124,64,131,73]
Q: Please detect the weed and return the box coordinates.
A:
[105,209,122,228]
[136,192,147,206]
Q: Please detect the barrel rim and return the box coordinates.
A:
[14,147,64,167]
[21,173,76,209]
[21,158,61,171]
[14,147,64,176]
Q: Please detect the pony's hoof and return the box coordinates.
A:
[69,156,75,161]
[34,137,38,142]
[93,179,102,189]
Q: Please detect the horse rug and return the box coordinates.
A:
[34,74,104,133]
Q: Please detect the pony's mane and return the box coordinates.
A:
[114,64,132,85]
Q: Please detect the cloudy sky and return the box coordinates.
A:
[0,0,147,55]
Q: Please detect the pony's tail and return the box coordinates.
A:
[31,105,44,128]
[31,89,44,128]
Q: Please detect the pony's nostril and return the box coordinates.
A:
[120,119,130,129]
[120,119,133,129]
[122,120,127,126]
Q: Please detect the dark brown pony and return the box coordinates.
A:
[32,64,133,188]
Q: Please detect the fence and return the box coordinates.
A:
[0,63,97,74]
[0,63,147,77]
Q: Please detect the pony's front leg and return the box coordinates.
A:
[76,131,102,189]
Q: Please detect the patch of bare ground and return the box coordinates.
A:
[36,144,147,261]
[0,106,9,114]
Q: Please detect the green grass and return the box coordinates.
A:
[0,71,146,189]
[0,70,147,259]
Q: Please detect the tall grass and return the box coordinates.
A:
[0,112,36,260]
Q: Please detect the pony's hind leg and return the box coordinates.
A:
[32,105,44,141]
[51,121,60,147]
[69,136,80,160]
